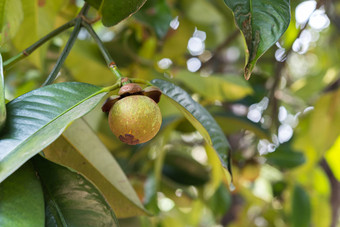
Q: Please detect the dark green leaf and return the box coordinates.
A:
[207,184,231,218]
[0,54,5,132]
[134,0,172,38]
[86,0,147,27]
[162,151,210,186]
[44,118,148,218]
[0,82,107,183]
[291,184,311,227]
[223,0,290,79]
[151,79,232,178]
[265,143,305,169]
[0,162,44,227]
[33,155,119,227]
[84,0,101,9]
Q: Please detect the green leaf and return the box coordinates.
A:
[11,0,65,68]
[134,0,172,38]
[265,143,305,169]
[162,151,210,186]
[0,82,107,183]
[66,40,115,85]
[151,79,232,180]
[308,89,340,152]
[325,136,340,181]
[0,54,5,132]
[32,155,119,227]
[223,0,290,79]
[214,113,270,139]
[207,184,231,219]
[293,89,340,171]
[85,0,147,27]
[175,71,253,101]
[0,162,44,227]
[291,184,311,227]
[84,0,101,9]
[0,0,23,41]
[43,118,148,218]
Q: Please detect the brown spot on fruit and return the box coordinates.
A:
[119,134,140,145]
[108,95,162,145]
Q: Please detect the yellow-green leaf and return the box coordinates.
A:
[43,118,148,218]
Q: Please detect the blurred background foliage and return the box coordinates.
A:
[1,0,340,226]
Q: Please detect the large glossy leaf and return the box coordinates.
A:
[0,54,5,131]
[32,155,119,227]
[85,0,147,27]
[291,184,311,227]
[11,0,65,68]
[151,79,232,179]
[175,71,253,101]
[0,82,107,183]
[0,162,44,227]
[223,0,290,79]
[43,118,148,218]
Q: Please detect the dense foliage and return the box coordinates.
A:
[0,0,339,226]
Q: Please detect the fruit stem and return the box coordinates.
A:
[82,21,123,80]
[3,19,77,71]
[103,81,122,92]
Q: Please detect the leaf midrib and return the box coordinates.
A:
[6,87,106,153]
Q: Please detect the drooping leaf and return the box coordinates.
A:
[151,79,232,180]
[0,54,5,131]
[0,162,44,227]
[0,82,108,183]
[291,184,311,227]
[32,155,119,227]
[204,144,224,198]
[175,71,253,101]
[223,0,290,79]
[134,0,172,38]
[85,0,147,27]
[265,143,305,169]
[43,118,148,218]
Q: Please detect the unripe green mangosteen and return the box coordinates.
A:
[108,95,162,145]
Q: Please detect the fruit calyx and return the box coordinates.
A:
[102,78,162,113]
